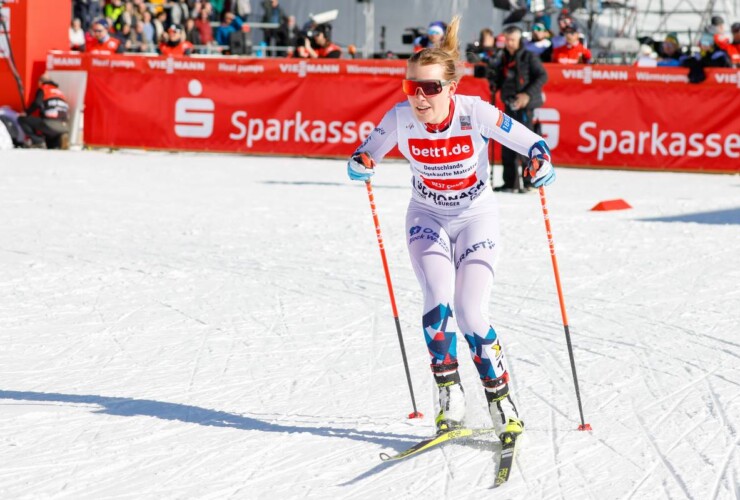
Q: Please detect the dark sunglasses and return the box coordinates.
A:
[402,79,453,96]
[93,28,105,33]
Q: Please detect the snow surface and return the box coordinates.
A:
[0,149,738,499]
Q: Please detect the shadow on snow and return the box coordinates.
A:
[0,390,419,450]
[639,207,740,225]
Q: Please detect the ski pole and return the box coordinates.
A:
[537,186,591,431]
[365,180,423,419]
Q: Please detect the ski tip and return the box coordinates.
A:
[379,452,392,461]
[578,423,593,431]
[408,411,424,419]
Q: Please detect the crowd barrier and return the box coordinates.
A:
[46,52,740,173]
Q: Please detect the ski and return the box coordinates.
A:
[379,427,497,462]
[493,432,520,487]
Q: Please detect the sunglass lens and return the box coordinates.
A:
[402,80,443,96]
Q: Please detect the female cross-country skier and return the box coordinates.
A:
[346,16,555,442]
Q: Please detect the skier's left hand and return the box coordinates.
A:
[347,152,376,182]
[525,140,555,188]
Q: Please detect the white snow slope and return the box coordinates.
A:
[0,149,738,499]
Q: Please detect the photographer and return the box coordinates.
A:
[278,15,301,57]
[487,25,548,192]
[300,23,341,58]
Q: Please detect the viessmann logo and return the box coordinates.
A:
[408,136,474,164]
[561,67,629,84]
[174,80,215,138]
[279,61,340,77]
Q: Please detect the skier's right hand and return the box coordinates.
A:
[347,152,376,182]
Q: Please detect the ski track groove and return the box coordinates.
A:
[705,377,734,439]
[641,368,718,413]
[635,407,694,500]
[625,412,712,499]
[549,392,566,500]
[649,388,690,432]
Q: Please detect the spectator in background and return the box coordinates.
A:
[278,15,301,57]
[551,12,576,49]
[697,31,732,67]
[87,19,124,54]
[179,1,191,21]
[141,10,156,48]
[487,25,548,193]
[185,18,202,48]
[261,0,285,52]
[164,0,184,27]
[466,28,497,64]
[194,9,215,47]
[525,23,553,62]
[215,11,243,47]
[133,19,154,53]
[17,74,70,149]
[728,22,740,67]
[132,0,148,24]
[104,0,125,32]
[656,32,684,66]
[551,25,592,63]
[414,21,446,52]
[302,23,341,58]
[710,15,731,49]
[233,0,252,22]
[118,1,135,30]
[73,0,93,31]
[153,10,168,45]
[682,31,732,82]
[113,22,136,52]
[70,18,86,51]
[159,24,194,56]
[190,1,213,22]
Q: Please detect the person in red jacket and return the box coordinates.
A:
[551,26,592,64]
[728,22,740,67]
[17,74,70,148]
[159,24,194,56]
[86,19,123,55]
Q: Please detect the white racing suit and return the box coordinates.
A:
[355,94,549,419]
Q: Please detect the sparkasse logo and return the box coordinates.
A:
[174,80,215,139]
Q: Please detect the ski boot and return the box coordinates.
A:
[433,368,466,433]
[484,374,523,442]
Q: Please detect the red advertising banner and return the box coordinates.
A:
[46,53,740,173]
[539,65,740,172]
[73,56,489,158]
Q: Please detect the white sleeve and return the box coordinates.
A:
[353,106,399,163]
[474,99,547,159]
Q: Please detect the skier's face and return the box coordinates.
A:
[405,63,456,124]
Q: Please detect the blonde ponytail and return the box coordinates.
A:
[408,16,463,82]
[440,15,461,62]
